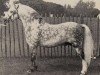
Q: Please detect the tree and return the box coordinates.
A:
[20,0,66,17]
[0,0,8,17]
[74,0,99,17]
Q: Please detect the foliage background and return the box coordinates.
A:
[0,0,100,17]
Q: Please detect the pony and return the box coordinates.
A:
[3,0,94,75]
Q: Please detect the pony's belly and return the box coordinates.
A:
[40,41,65,47]
[39,37,75,47]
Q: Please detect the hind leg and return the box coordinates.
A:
[75,48,91,75]
[80,59,88,75]
[80,51,91,75]
[75,48,86,74]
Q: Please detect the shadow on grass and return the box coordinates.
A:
[0,57,100,75]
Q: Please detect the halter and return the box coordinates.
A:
[7,2,20,21]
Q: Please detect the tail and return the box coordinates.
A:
[82,24,95,59]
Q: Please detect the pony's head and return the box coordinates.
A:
[3,0,44,24]
[4,0,19,8]
[3,0,19,21]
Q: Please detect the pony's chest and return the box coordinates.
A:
[24,26,39,46]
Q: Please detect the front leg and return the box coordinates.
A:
[30,50,38,71]
[27,47,38,73]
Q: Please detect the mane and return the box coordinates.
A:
[18,3,37,15]
[19,4,45,24]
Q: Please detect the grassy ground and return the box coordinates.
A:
[0,57,100,75]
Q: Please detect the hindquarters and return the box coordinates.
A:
[64,24,94,75]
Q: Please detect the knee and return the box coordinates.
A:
[31,53,36,61]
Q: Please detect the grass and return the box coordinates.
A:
[0,57,100,75]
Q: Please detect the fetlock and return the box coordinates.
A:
[30,65,38,71]
[31,53,36,61]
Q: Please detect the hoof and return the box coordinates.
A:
[27,66,38,73]
[33,65,38,71]
[27,70,32,74]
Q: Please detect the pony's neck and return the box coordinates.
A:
[18,3,40,28]
[20,16,40,29]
